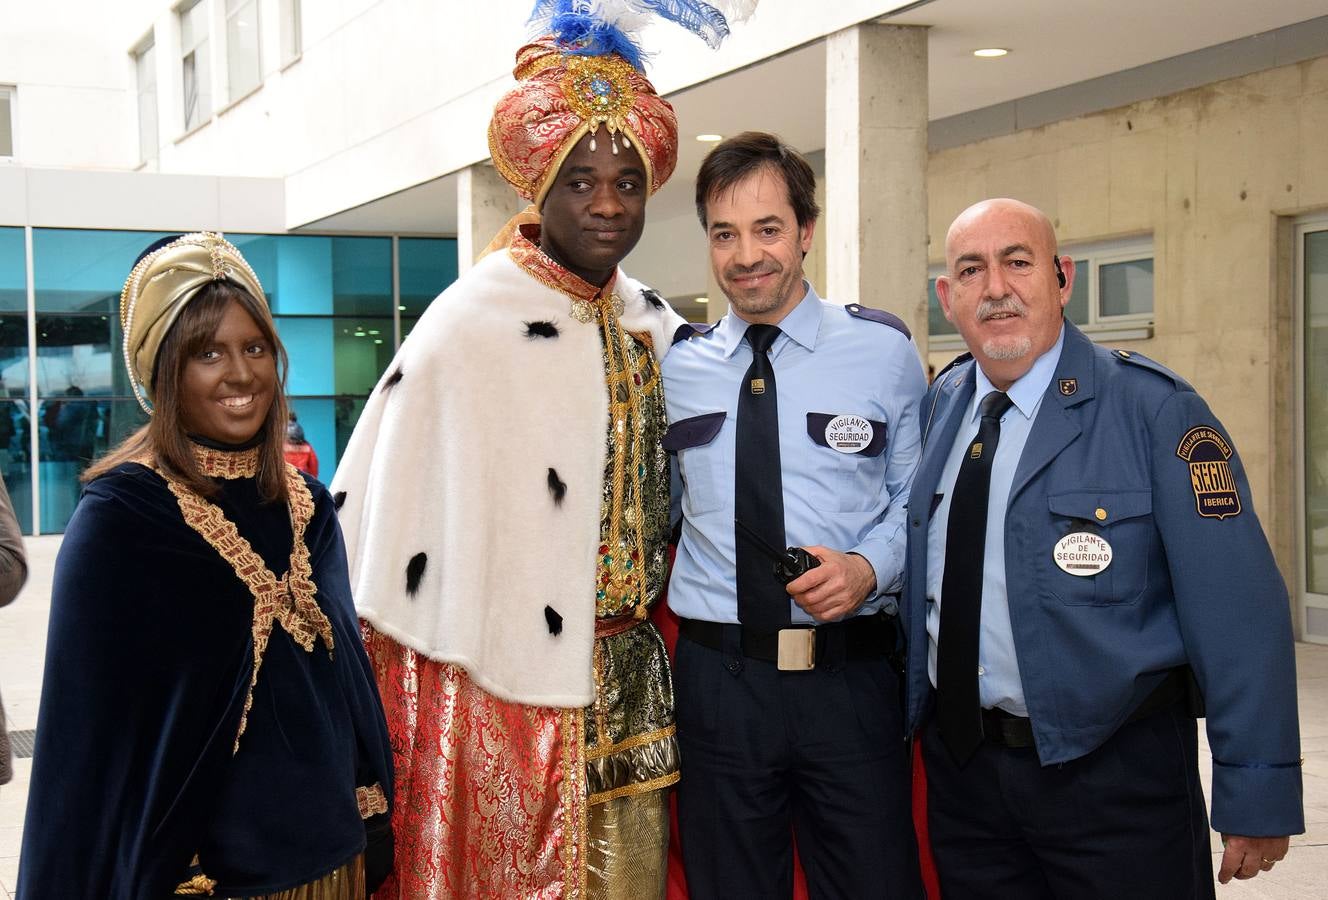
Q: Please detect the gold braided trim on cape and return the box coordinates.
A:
[174,855,366,898]
[149,451,334,753]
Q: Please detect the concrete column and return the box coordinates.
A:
[457,162,522,274]
[824,23,929,355]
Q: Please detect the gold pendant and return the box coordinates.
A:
[571,299,594,323]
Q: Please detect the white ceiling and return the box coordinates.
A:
[304,0,1328,298]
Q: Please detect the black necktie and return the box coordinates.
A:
[936,390,1014,764]
[735,324,788,629]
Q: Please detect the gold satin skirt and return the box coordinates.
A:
[175,853,365,899]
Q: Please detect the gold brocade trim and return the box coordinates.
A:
[508,225,623,315]
[587,771,680,806]
[191,443,260,478]
[173,873,217,895]
[154,460,334,753]
[584,724,675,762]
[561,708,588,900]
[355,783,387,819]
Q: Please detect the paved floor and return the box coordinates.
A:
[0,535,1325,897]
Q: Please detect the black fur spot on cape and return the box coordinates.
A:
[545,605,563,636]
[547,468,566,506]
[525,320,559,339]
[382,368,404,391]
[405,553,427,597]
[642,288,666,310]
[332,491,347,510]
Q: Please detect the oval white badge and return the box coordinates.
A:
[825,414,873,454]
[1053,532,1113,576]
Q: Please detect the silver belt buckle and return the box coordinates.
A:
[777,628,816,671]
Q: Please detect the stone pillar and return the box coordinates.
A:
[457,162,522,274]
[824,23,929,355]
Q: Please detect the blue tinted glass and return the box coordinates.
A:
[38,397,148,533]
[0,399,31,534]
[0,314,29,398]
[275,316,394,396]
[33,229,173,313]
[228,234,393,316]
[36,314,124,399]
[0,227,25,312]
[399,237,458,316]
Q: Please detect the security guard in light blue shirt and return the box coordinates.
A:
[664,132,926,900]
[905,198,1302,899]
[664,283,925,624]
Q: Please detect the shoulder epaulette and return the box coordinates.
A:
[845,303,910,339]
[933,351,973,384]
[672,321,714,346]
[1110,348,1192,390]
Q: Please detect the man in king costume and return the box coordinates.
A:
[331,4,753,896]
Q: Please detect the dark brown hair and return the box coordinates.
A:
[84,280,291,503]
[694,131,821,230]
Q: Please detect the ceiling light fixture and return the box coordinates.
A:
[973,48,1009,58]
[696,134,723,142]
[696,296,709,304]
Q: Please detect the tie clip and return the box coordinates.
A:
[970,441,983,459]
[750,378,766,395]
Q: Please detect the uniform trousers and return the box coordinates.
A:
[921,702,1215,899]
[674,626,923,900]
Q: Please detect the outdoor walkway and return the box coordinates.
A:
[0,535,1325,897]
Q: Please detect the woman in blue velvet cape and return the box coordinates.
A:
[17,233,393,899]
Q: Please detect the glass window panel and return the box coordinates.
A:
[226,0,261,101]
[136,44,158,165]
[275,316,394,397]
[280,0,301,65]
[0,227,26,312]
[181,2,211,130]
[35,315,120,399]
[0,400,31,535]
[1305,230,1328,594]
[1099,258,1153,318]
[1065,259,1090,324]
[332,237,392,316]
[0,314,30,402]
[33,229,173,314]
[0,87,13,158]
[38,398,148,533]
[398,237,458,316]
[927,278,956,336]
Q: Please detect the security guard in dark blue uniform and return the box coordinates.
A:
[903,198,1303,898]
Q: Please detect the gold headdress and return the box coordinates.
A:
[119,232,270,413]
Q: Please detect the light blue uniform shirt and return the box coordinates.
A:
[663,284,926,624]
[925,326,1065,714]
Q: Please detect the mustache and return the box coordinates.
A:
[725,262,781,279]
[977,296,1028,321]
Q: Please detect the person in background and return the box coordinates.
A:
[284,414,319,477]
[0,474,26,794]
[18,232,393,899]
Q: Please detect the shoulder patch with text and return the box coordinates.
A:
[1176,426,1241,519]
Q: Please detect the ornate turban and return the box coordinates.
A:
[119,232,272,412]
[488,36,679,208]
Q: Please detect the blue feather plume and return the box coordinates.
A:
[528,0,745,69]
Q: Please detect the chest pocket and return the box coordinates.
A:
[1045,490,1153,606]
[663,412,727,516]
[805,412,889,513]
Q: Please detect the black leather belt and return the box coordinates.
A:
[679,613,897,671]
[980,667,1192,749]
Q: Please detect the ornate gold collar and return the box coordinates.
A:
[509,223,624,323]
[191,443,260,479]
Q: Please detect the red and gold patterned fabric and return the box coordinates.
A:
[488,37,679,207]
